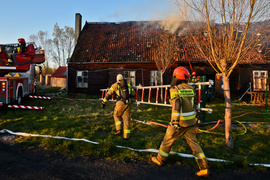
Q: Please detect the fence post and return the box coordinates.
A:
[265,78,269,122]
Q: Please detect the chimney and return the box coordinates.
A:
[75,13,82,45]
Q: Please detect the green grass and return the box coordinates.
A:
[1,87,270,171]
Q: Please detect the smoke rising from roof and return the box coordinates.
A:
[159,14,189,35]
[148,1,190,36]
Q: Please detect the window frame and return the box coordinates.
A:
[253,70,268,91]
[123,71,136,86]
[150,70,161,86]
[76,70,88,88]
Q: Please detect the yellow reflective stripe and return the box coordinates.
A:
[103,98,108,102]
[128,84,131,94]
[180,114,196,120]
[110,87,114,92]
[116,85,120,96]
[171,112,180,118]
[159,149,169,157]
[170,91,178,99]
[115,121,122,126]
[178,89,194,97]
[181,111,196,116]
[124,129,130,133]
[194,153,206,160]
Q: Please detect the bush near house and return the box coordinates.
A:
[0,87,269,171]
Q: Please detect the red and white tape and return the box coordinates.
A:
[28,95,52,99]
[8,105,43,110]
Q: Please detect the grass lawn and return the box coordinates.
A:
[0,87,270,171]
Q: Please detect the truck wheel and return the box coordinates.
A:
[17,89,23,105]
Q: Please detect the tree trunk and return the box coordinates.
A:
[160,72,164,102]
[223,75,233,149]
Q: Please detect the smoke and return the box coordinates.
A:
[148,0,190,36]
[159,14,189,35]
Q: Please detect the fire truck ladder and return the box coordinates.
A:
[100,80,214,114]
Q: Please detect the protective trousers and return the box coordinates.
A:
[113,101,131,139]
[157,124,208,170]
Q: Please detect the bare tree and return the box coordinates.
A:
[30,23,75,68]
[64,26,75,60]
[52,23,63,67]
[177,0,270,148]
[153,31,181,101]
[29,31,51,74]
[52,23,75,66]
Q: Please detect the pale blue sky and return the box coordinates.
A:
[0,0,178,44]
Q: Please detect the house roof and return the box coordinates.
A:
[51,66,67,78]
[71,21,199,63]
[71,20,270,65]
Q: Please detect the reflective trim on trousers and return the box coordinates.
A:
[194,152,206,160]
[115,121,122,126]
[159,149,169,157]
[124,129,130,133]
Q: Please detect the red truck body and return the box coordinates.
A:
[0,42,45,106]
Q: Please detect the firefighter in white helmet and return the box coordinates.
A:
[151,67,210,177]
[102,74,134,140]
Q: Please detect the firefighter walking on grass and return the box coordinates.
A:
[151,67,210,177]
[102,74,134,140]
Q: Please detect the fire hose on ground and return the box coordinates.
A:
[1,128,270,167]
[131,111,270,136]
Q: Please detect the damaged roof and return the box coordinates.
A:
[70,20,269,65]
[71,21,195,63]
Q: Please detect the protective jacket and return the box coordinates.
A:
[17,43,26,54]
[170,82,196,127]
[154,81,208,173]
[103,80,131,104]
[102,79,133,139]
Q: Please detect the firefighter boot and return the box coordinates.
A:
[151,156,164,167]
[196,158,210,177]
[114,130,122,136]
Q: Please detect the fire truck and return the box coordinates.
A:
[0,42,45,106]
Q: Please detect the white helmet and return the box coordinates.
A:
[116,74,123,82]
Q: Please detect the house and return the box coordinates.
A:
[68,13,270,100]
[51,66,67,88]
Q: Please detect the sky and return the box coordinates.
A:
[0,0,179,44]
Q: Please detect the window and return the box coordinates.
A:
[253,70,268,91]
[76,70,88,88]
[123,71,135,86]
[150,71,161,86]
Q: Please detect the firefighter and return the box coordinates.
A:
[102,74,134,140]
[190,72,197,83]
[17,38,27,54]
[10,38,27,62]
[151,67,210,177]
